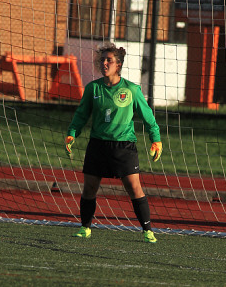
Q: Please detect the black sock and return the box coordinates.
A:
[80,197,96,228]
[132,196,152,231]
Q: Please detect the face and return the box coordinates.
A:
[100,51,121,77]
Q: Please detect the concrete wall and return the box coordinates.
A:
[64,38,188,107]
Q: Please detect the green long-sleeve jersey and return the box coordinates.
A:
[67,77,160,143]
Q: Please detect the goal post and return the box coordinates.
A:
[0,0,226,237]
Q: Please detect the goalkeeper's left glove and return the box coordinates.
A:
[150,142,162,162]
[65,136,75,158]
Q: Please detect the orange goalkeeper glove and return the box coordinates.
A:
[150,142,162,162]
[65,136,75,158]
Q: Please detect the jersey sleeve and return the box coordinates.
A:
[133,86,161,143]
[67,83,93,138]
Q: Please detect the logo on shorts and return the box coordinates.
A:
[113,88,132,107]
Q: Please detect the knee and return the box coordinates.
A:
[82,176,101,199]
[83,184,98,199]
[124,182,144,199]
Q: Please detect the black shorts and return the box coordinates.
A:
[83,138,140,178]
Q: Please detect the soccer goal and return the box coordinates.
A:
[0,0,226,237]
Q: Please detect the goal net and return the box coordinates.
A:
[0,0,226,237]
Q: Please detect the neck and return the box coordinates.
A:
[104,75,121,87]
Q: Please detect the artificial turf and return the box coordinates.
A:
[0,222,225,287]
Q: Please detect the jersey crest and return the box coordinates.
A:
[113,88,132,107]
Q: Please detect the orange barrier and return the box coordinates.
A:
[0,52,83,101]
[48,54,84,101]
[0,52,26,101]
[183,26,220,110]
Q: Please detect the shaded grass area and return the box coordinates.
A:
[0,222,226,287]
[0,101,226,176]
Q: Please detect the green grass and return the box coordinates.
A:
[0,101,226,176]
[0,222,226,287]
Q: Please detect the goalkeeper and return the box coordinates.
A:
[65,43,162,243]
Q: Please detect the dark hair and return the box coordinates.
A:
[94,43,126,75]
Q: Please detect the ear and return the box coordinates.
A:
[116,62,122,71]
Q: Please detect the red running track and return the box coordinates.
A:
[1,166,226,191]
[0,167,226,232]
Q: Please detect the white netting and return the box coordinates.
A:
[0,0,226,237]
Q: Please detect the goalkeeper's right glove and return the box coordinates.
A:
[65,136,75,158]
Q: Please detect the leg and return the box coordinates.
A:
[122,174,157,243]
[73,174,101,238]
[80,174,101,227]
[121,174,152,231]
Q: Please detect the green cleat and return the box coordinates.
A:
[144,230,157,243]
[72,226,91,238]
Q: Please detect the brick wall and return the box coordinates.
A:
[0,0,67,101]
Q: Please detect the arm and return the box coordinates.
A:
[65,83,93,158]
[133,86,160,143]
[67,83,93,138]
[133,86,162,162]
